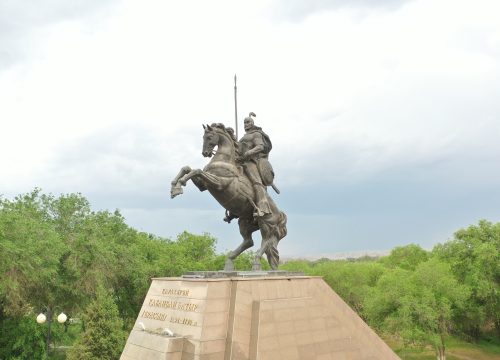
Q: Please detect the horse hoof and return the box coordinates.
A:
[170,186,183,198]
[224,258,234,271]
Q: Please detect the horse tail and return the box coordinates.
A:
[261,211,287,269]
[265,243,280,270]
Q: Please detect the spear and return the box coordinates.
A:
[234,74,238,139]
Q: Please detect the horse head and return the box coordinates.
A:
[202,124,218,157]
[202,123,237,159]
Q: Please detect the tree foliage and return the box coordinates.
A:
[380,243,429,271]
[1,189,498,358]
[433,220,500,339]
[0,190,65,316]
[0,313,48,360]
[0,189,227,358]
[67,287,126,360]
[365,259,469,359]
[282,237,499,358]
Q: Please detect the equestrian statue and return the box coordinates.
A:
[170,112,287,271]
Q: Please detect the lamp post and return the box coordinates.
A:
[36,309,68,353]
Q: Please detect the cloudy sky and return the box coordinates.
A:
[1,0,499,257]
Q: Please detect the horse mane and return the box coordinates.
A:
[210,123,240,154]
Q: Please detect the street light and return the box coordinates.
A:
[57,312,67,324]
[36,313,47,324]
[36,311,68,353]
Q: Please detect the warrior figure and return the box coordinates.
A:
[224,112,276,222]
[171,111,287,270]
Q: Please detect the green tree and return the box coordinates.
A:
[175,231,219,270]
[0,313,48,360]
[0,190,152,353]
[0,189,231,357]
[280,259,314,274]
[433,220,500,339]
[281,258,385,319]
[68,287,126,360]
[380,244,429,271]
[0,189,65,317]
[315,260,386,319]
[365,258,469,360]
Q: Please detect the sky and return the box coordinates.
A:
[1,0,499,257]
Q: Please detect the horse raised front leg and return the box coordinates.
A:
[172,167,230,199]
[183,170,231,193]
[180,168,218,187]
[171,166,192,198]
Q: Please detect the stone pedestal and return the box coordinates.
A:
[120,272,400,360]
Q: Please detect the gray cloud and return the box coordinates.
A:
[272,0,415,21]
[120,163,500,256]
[35,124,207,210]
[0,0,119,70]
[16,117,500,257]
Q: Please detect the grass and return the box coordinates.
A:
[445,336,500,360]
[384,335,500,360]
[47,322,82,359]
[50,348,68,360]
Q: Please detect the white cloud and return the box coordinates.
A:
[0,0,118,69]
[1,0,500,253]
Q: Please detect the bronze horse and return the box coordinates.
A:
[170,123,287,270]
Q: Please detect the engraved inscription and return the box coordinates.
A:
[148,298,199,312]
[149,299,177,310]
[141,310,168,321]
[140,309,199,327]
[170,316,198,326]
[139,285,204,328]
[162,288,190,296]
[178,302,198,312]
[140,292,202,327]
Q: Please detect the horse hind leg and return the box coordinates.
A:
[224,218,258,271]
[252,233,279,270]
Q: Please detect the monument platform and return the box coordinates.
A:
[120,272,400,360]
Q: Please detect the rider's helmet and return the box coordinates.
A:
[244,112,256,129]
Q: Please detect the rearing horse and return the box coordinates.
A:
[170,123,287,270]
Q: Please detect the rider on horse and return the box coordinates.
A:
[171,115,287,270]
[224,112,276,222]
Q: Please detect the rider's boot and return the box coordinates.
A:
[253,184,271,218]
[223,210,238,223]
